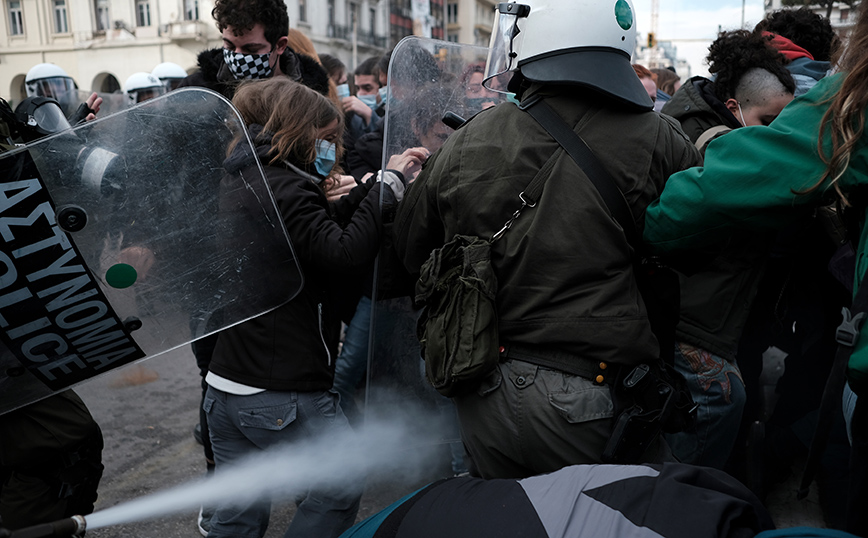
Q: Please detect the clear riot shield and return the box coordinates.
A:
[0,88,301,415]
[365,37,508,447]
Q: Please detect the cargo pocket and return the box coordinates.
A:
[476,364,503,397]
[547,376,613,424]
[239,401,297,431]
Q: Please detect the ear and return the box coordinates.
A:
[273,36,288,57]
[724,98,740,117]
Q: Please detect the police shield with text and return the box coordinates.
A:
[0,88,302,530]
[0,88,302,415]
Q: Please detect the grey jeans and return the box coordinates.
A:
[454,358,668,479]
[203,386,361,538]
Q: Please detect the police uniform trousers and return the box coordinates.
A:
[454,359,669,479]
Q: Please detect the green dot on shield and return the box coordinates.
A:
[106,263,138,289]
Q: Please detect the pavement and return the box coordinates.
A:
[73,345,828,538]
[75,346,441,538]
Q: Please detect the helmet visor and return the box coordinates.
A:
[483,3,529,92]
[26,77,76,99]
[31,100,71,133]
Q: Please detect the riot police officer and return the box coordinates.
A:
[394,0,701,478]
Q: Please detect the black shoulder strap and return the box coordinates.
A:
[799,280,868,498]
[520,95,640,249]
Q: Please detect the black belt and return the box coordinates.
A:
[498,342,618,385]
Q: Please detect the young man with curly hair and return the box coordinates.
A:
[177,0,329,99]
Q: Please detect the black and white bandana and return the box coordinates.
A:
[222,48,274,80]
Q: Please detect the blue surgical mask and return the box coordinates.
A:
[378,86,388,102]
[336,83,350,99]
[357,93,378,110]
[314,139,336,177]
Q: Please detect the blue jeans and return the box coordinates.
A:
[665,342,746,468]
[203,387,361,538]
[333,297,372,421]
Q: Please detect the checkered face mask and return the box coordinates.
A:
[222,48,275,80]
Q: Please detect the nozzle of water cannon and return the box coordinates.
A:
[7,515,86,538]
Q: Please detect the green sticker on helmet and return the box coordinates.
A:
[615,0,633,30]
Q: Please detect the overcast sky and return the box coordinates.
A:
[631,0,766,78]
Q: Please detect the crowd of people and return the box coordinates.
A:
[3,0,868,536]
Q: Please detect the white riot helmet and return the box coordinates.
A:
[151,62,188,91]
[124,72,166,104]
[25,63,77,99]
[484,0,652,110]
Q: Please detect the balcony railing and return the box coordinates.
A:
[327,24,387,47]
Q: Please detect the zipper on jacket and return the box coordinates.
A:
[318,303,332,366]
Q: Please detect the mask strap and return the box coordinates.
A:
[737,102,747,127]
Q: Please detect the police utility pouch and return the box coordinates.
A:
[415,235,500,397]
[415,116,551,398]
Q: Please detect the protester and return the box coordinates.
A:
[733,8,846,495]
[757,7,838,96]
[321,54,348,87]
[176,0,329,100]
[644,5,868,533]
[339,463,774,538]
[650,67,680,112]
[395,0,700,479]
[632,64,658,104]
[175,0,330,532]
[662,30,794,150]
[655,30,795,469]
[343,57,382,141]
[204,77,424,538]
[461,63,499,114]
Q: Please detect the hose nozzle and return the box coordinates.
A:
[7,515,86,538]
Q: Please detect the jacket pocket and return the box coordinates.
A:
[239,401,298,431]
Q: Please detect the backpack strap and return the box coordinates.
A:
[694,125,731,152]
[798,280,868,498]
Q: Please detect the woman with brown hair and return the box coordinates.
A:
[203,77,425,538]
[644,4,868,534]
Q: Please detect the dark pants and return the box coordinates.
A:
[0,391,103,530]
[455,359,669,479]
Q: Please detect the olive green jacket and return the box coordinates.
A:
[395,86,701,366]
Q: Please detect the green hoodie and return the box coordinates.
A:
[644,73,868,389]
